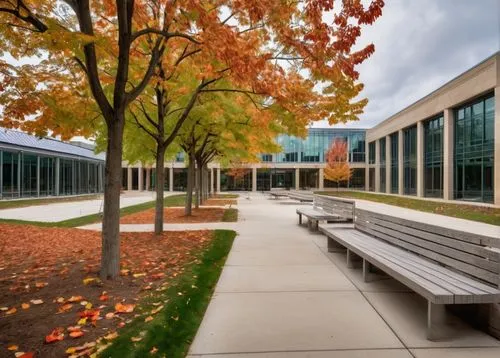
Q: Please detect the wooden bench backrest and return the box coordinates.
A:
[313,195,355,219]
[354,209,500,287]
[289,190,313,199]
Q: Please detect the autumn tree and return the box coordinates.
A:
[324,138,352,189]
[0,0,384,279]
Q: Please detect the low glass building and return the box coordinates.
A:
[0,129,105,199]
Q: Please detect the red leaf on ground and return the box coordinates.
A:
[45,328,64,343]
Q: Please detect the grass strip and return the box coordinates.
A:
[221,208,238,222]
[0,194,186,228]
[99,229,236,358]
[317,191,500,226]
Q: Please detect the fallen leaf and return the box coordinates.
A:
[69,330,84,338]
[56,297,65,303]
[0,307,8,311]
[7,344,18,351]
[15,353,35,358]
[131,336,142,342]
[99,294,109,302]
[151,273,165,280]
[58,303,73,313]
[83,277,98,285]
[144,316,153,322]
[150,347,158,354]
[6,307,17,315]
[67,296,83,303]
[30,299,43,305]
[35,282,48,288]
[133,273,146,278]
[85,302,93,310]
[151,305,164,315]
[45,327,64,343]
[120,269,130,276]
[67,326,81,332]
[103,332,118,341]
[115,303,135,313]
[105,312,115,319]
[21,303,30,310]
[77,318,87,326]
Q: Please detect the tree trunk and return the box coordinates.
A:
[195,161,202,209]
[100,118,124,280]
[154,145,166,235]
[185,153,195,216]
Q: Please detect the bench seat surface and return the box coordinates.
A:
[296,207,340,220]
[319,225,500,305]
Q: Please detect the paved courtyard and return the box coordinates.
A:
[188,193,500,357]
[0,191,168,222]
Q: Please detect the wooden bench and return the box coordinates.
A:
[319,209,500,340]
[297,195,355,231]
[269,188,288,199]
[288,190,314,202]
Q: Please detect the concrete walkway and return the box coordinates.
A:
[0,192,174,222]
[188,193,500,357]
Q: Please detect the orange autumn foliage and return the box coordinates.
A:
[324,139,352,185]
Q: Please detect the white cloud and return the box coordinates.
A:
[314,0,500,129]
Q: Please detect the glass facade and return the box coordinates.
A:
[403,126,417,195]
[454,94,494,203]
[379,138,386,193]
[390,132,399,194]
[0,149,104,199]
[261,128,366,164]
[221,169,252,191]
[424,115,443,198]
[368,141,375,164]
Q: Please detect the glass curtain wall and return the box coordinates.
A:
[350,168,365,189]
[39,156,56,196]
[390,132,399,194]
[21,153,37,197]
[1,150,103,199]
[454,94,494,203]
[1,151,20,199]
[221,169,252,191]
[403,126,417,195]
[368,142,375,164]
[256,169,271,191]
[261,129,366,164]
[379,138,386,192]
[424,115,443,197]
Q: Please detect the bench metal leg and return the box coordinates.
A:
[327,236,346,253]
[427,301,451,341]
[308,219,318,231]
[346,249,361,268]
[298,213,302,225]
[362,259,372,282]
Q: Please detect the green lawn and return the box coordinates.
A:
[0,194,187,228]
[98,229,236,358]
[222,208,238,222]
[0,194,102,210]
[317,191,500,226]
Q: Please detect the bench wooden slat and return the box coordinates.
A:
[355,221,499,286]
[322,228,455,304]
[342,230,500,303]
[356,212,500,262]
[322,227,500,304]
[356,209,500,249]
[356,213,499,274]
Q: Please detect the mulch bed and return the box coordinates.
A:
[202,199,237,206]
[120,207,226,224]
[0,223,212,358]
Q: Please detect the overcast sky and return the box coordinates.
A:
[314,0,500,129]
